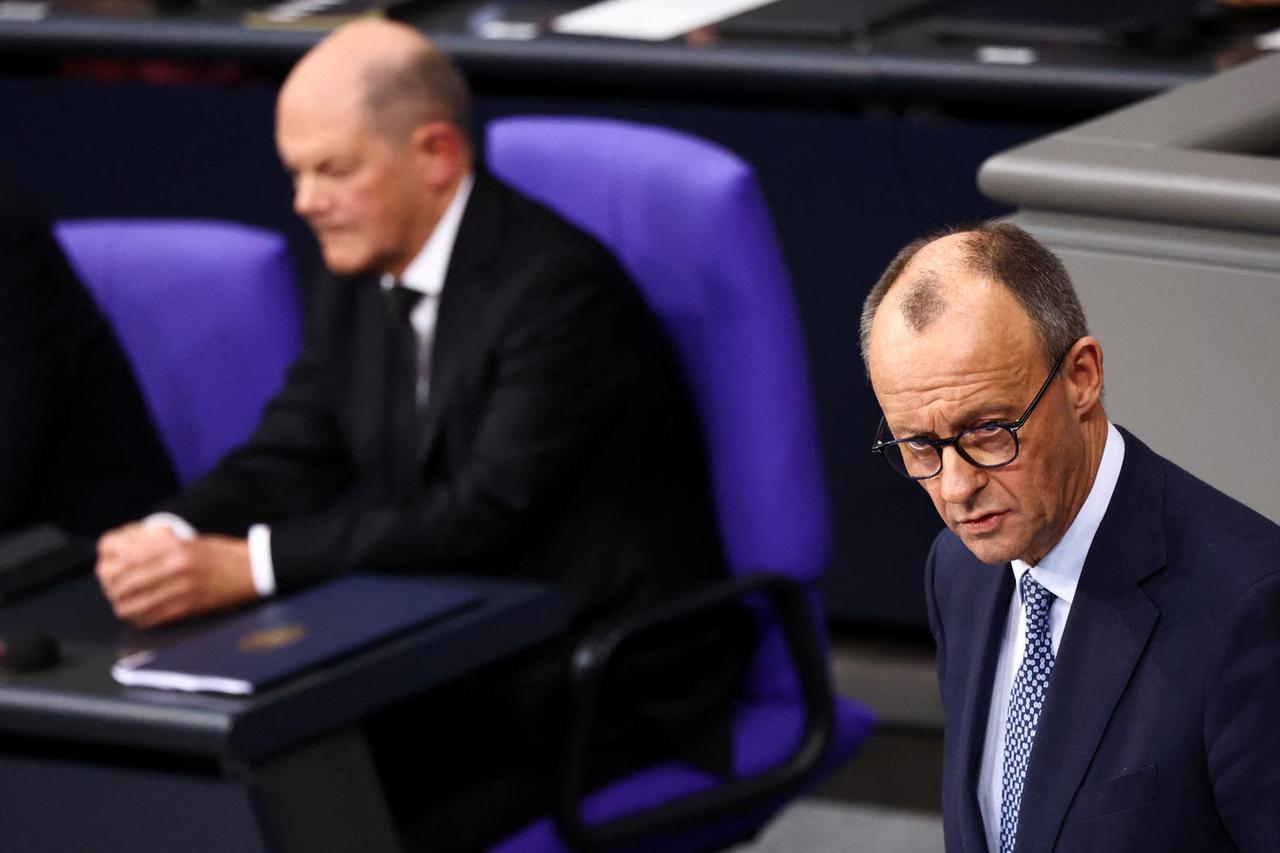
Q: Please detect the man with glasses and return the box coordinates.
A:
[862,222,1280,853]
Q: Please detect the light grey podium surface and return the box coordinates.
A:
[978,54,1280,524]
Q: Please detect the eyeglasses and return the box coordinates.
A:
[871,349,1069,481]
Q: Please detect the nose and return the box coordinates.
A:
[292,174,326,219]
[936,444,986,506]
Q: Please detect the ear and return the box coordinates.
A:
[410,121,468,189]
[1062,336,1104,418]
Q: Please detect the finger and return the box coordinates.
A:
[95,553,128,589]
[123,525,183,563]
[97,524,142,561]
[98,522,168,575]
[111,570,185,624]
[97,550,159,599]
[101,534,193,608]
[108,545,193,603]
[115,580,197,628]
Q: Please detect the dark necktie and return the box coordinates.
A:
[384,285,422,495]
[1000,572,1056,853]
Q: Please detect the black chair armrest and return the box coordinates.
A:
[556,571,834,851]
[0,525,94,604]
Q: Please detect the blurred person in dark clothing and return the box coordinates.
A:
[0,184,175,537]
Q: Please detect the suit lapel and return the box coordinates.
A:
[1014,436,1166,852]
[413,174,506,467]
[951,562,1014,853]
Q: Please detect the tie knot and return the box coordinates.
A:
[386,284,422,324]
[1019,572,1054,628]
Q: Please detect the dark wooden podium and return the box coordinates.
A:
[0,572,567,852]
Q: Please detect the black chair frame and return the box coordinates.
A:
[555,572,836,851]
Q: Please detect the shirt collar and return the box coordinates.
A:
[1011,421,1125,605]
[379,172,475,296]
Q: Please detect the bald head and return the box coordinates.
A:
[280,19,471,147]
[275,20,474,278]
[866,234,1028,382]
[860,223,1088,372]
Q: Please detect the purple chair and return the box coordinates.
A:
[54,220,302,485]
[487,117,875,851]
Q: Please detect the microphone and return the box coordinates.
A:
[0,629,60,672]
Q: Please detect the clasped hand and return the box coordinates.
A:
[95,523,257,628]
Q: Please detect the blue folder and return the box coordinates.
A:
[112,574,479,695]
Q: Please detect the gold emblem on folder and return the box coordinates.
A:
[238,624,308,652]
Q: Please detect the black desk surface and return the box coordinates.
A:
[0,572,566,762]
[4,0,1278,110]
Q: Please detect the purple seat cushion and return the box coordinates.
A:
[55,219,302,484]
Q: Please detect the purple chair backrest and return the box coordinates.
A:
[54,219,302,486]
[488,117,831,700]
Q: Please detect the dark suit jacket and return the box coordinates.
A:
[0,186,176,536]
[928,427,1280,853]
[164,174,739,738]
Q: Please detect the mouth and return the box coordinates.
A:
[955,510,1007,534]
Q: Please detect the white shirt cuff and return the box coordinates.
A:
[247,524,277,597]
[143,512,196,541]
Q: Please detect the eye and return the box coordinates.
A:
[903,437,934,451]
[962,423,1014,453]
[312,158,340,177]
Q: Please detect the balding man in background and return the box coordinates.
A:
[96,20,743,850]
[862,223,1280,853]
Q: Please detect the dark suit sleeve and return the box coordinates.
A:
[267,253,642,589]
[162,295,355,533]
[1204,569,1280,851]
[0,196,70,528]
[0,190,174,534]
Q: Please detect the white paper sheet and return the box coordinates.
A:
[553,0,779,42]
[1257,27,1280,51]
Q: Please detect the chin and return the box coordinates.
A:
[955,533,1020,567]
[321,249,374,277]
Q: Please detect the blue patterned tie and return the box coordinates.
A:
[1000,573,1056,853]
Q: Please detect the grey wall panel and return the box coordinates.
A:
[982,53,1280,526]
[1016,212,1280,523]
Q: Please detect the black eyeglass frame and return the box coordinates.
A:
[870,348,1071,481]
